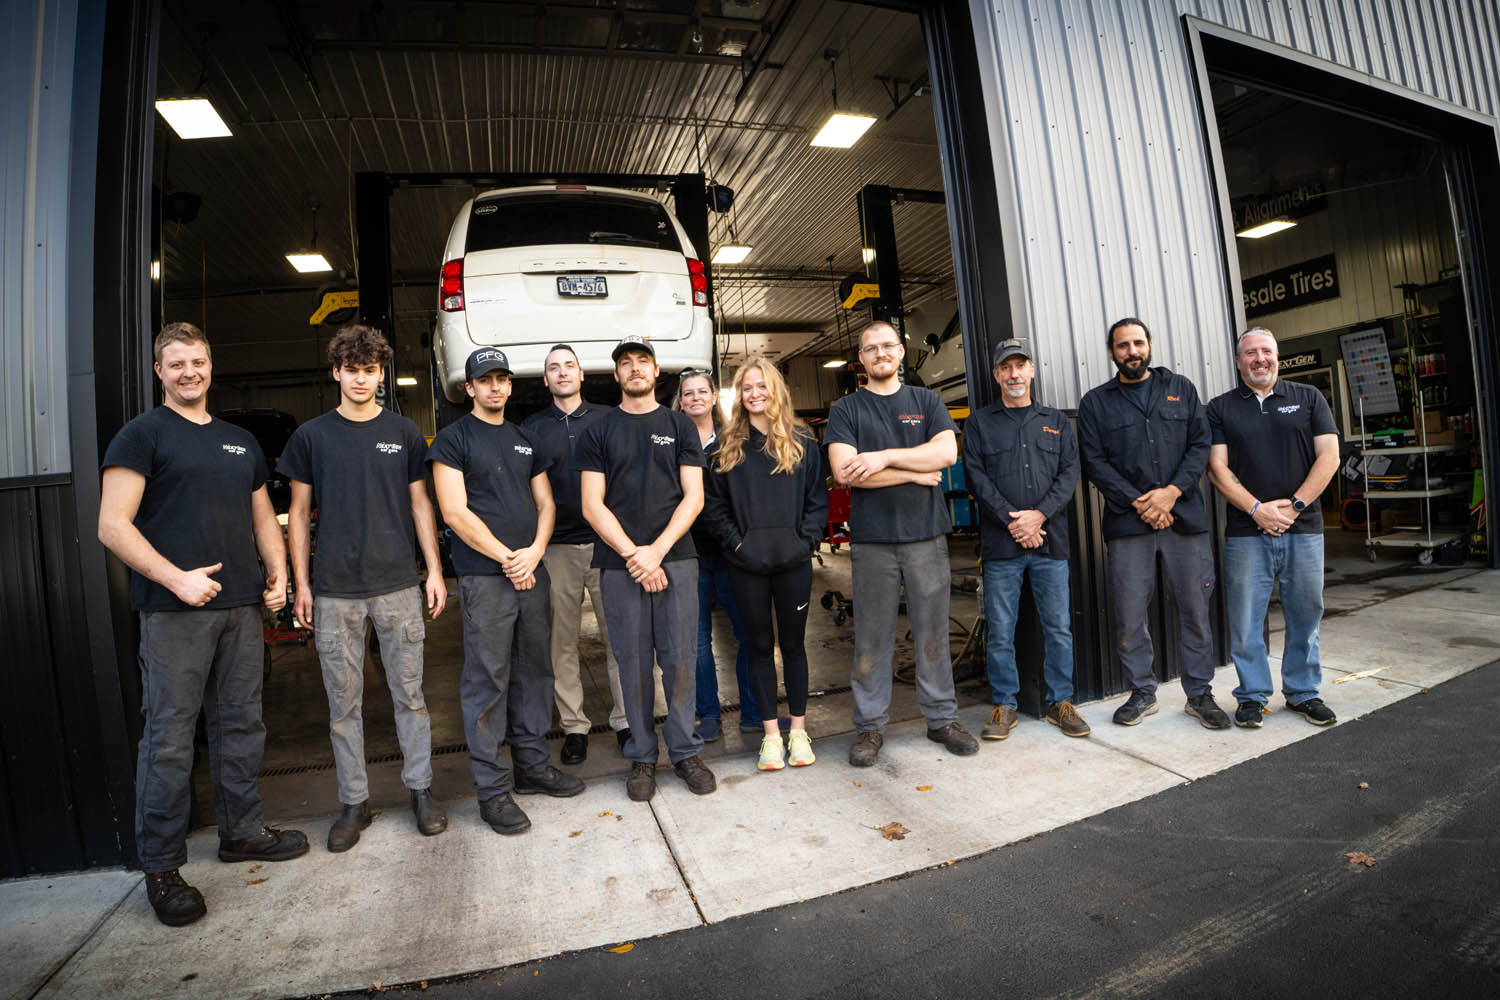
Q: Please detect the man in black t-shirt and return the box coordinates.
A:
[430,348,583,836]
[1207,327,1342,729]
[99,322,308,928]
[523,344,630,766]
[826,321,979,767]
[279,325,449,852]
[576,335,717,802]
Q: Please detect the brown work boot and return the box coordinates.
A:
[1046,700,1091,737]
[326,801,373,853]
[848,731,884,767]
[145,869,206,927]
[626,762,657,802]
[981,705,1019,740]
[673,755,717,795]
[926,722,979,756]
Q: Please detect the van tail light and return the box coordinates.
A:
[440,258,464,312]
[687,257,708,307]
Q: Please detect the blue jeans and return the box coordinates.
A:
[696,553,755,723]
[1224,533,1325,705]
[983,554,1074,707]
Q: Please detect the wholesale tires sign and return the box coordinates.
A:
[1243,254,1339,318]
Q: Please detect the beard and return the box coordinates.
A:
[622,378,656,399]
[1113,349,1151,379]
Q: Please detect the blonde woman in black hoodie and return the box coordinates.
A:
[704,358,829,771]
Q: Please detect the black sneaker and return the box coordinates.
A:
[673,755,717,795]
[561,733,588,765]
[145,869,206,927]
[1234,700,1265,728]
[479,793,531,835]
[514,765,586,797]
[1112,690,1159,726]
[1287,697,1337,726]
[1184,694,1232,730]
[218,826,309,863]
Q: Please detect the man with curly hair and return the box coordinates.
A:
[280,324,450,852]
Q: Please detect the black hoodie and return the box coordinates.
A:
[703,427,829,574]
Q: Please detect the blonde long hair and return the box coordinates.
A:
[715,356,807,475]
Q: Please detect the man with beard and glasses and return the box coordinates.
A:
[1206,327,1341,729]
[1078,317,1230,729]
[429,348,584,837]
[961,338,1084,740]
[575,336,717,801]
[523,345,631,766]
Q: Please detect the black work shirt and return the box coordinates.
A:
[1206,379,1338,537]
[573,406,704,570]
[427,415,552,576]
[1077,367,1211,541]
[961,402,1079,561]
[278,408,427,598]
[102,407,269,612]
[523,401,604,545]
[824,384,957,543]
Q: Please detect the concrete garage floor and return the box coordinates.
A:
[6,550,1497,1000]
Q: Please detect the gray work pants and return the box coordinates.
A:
[850,536,960,732]
[135,605,267,872]
[541,542,628,734]
[458,571,554,799]
[1106,529,1218,697]
[598,560,703,764]
[313,587,433,805]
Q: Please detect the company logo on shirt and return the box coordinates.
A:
[651,434,675,446]
[221,443,247,456]
[376,442,404,455]
[1042,425,1060,435]
[1166,395,1181,402]
[897,413,924,427]
[514,443,533,457]
[1276,404,1302,414]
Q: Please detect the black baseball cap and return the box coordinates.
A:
[993,338,1031,364]
[611,335,656,362]
[465,347,512,380]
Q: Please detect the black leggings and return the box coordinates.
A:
[727,562,813,719]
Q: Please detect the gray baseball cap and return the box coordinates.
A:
[993,338,1031,364]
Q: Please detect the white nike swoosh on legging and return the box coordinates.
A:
[796,602,808,611]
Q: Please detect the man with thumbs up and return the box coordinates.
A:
[99,322,309,928]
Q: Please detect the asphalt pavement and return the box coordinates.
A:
[375,657,1500,1000]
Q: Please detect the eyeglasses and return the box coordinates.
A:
[860,342,902,357]
[678,367,712,377]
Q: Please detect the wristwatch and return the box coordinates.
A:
[1291,496,1307,513]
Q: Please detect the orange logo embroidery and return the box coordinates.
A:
[1166,395,1181,402]
[1042,425,1060,435]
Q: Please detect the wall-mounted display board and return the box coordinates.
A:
[1340,326,1401,417]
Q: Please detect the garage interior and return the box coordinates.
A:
[1209,74,1491,578]
[150,0,982,807]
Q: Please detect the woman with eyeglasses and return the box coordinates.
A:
[673,369,755,744]
[704,357,828,771]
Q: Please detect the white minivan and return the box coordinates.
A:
[432,184,715,404]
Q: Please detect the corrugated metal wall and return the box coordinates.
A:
[2,0,79,478]
[972,0,1500,408]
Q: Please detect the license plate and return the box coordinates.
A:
[557,276,608,298]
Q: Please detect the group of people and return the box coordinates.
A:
[100,314,1339,929]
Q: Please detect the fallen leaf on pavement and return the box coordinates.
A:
[249,864,262,873]
[852,780,861,787]
[1346,851,1377,867]
[569,831,581,838]
[1358,782,1369,790]
[599,810,613,817]
[246,878,268,886]
[877,822,910,841]
[1334,668,1384,684]
[916,785,932,791]
[607,944,634,954]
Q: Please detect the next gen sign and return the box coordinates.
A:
[1243,254,1339,318]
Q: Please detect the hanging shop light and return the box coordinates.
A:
[154,97,233,140]
[1236,219,1298,239]
[811,50,876,149]
[712,244,753,265]
[395,376,418,387]
[286,199,333,273]
[823,357,847,369]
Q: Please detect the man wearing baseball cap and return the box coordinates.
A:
[961,337,1086,739]
[429,349,583,835]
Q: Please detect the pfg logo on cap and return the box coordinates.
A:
[475,349,506,367]
[466,347,511,379]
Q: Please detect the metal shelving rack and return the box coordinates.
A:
[1359,393,1465,564]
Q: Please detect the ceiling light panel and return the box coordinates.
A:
[1236,219,1297,239]
[154,98,232,139]
[811,113,876,148]
[285,253,333,273]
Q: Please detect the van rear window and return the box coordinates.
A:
[466,194,683,253]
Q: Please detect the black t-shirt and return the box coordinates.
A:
[278,408,428,597]
[824,384,958,543]
[1122,377,1151,414]
[101,407,269,612]
[573,406,704,570]
[426,415,552,576]
[522,402,604,545]
[1206,379,1339,536]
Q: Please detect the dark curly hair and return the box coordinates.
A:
[327,324,393,370]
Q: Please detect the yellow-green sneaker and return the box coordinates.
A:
[757,734,785,771]
[786,730,815,767]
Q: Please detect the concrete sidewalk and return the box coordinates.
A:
[6,568,1497,1000]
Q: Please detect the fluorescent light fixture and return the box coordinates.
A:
[712,245,753,265]
[285,253,333,273]
[150,260,161,280]
[1236,219,1297,239]
[861,247,876,264]
[154,98,232,139]
[396,376,418,386]
[811,112,877,148]
[823,358,846,369]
